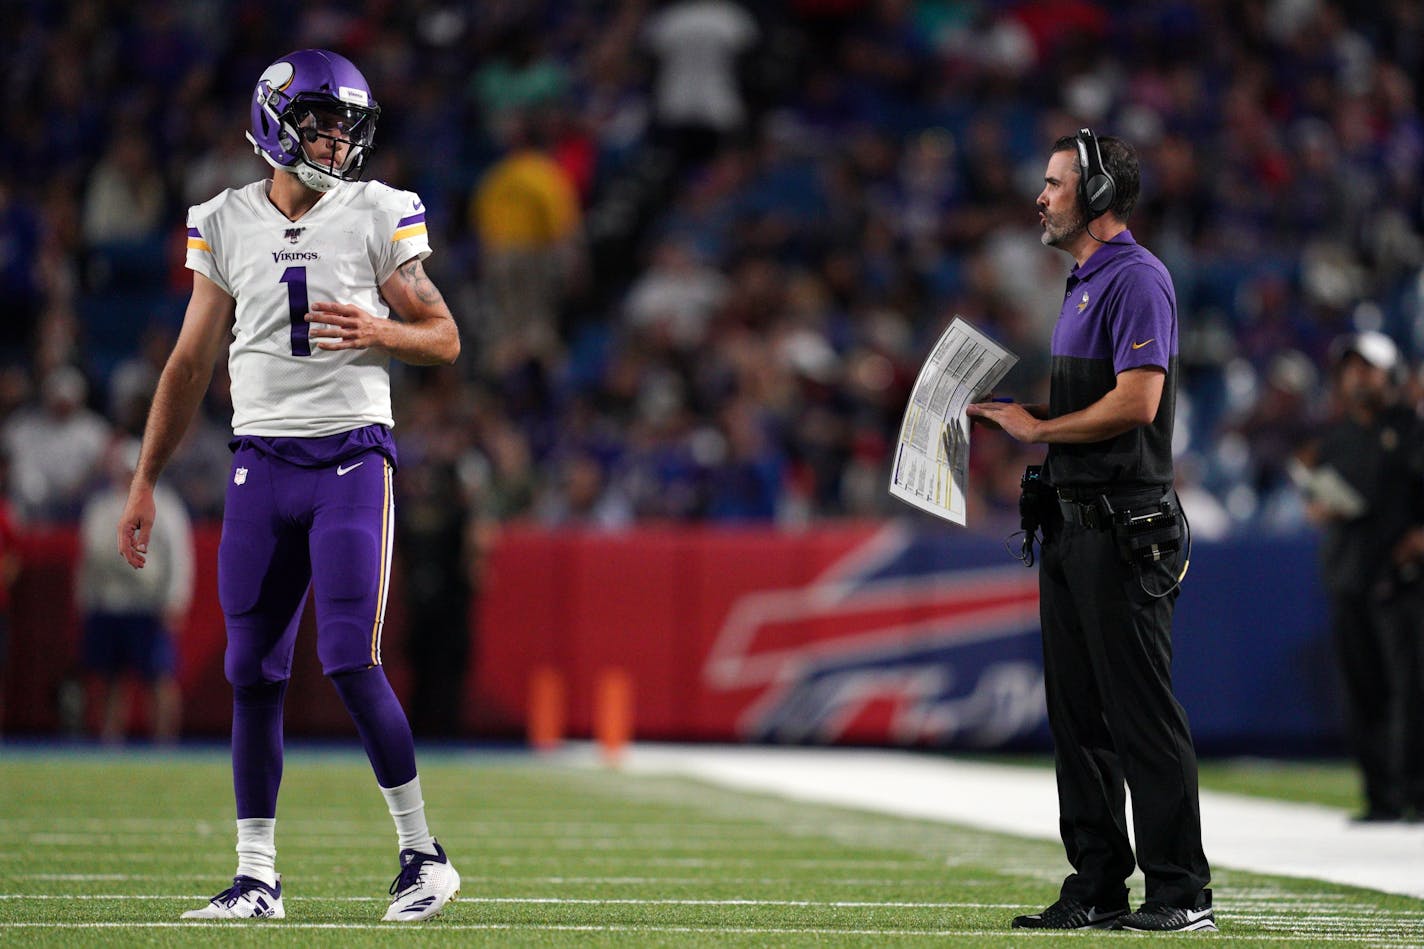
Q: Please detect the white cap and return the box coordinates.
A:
[1335,330,1399,372]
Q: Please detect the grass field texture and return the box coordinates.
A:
[1,749,1420,946]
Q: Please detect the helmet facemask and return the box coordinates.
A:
[282,96,378,191]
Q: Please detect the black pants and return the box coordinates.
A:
[1384,585,1424,812]
[1332,586,1424,814]
[1038,497,1211,909]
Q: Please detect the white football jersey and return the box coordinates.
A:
[185,180,431,437]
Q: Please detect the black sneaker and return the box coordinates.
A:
[1111,892,1217,932]
[1011,896,1128,929]
[1350,808,1405,824]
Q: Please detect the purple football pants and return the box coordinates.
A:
[220,443,416,818]
[220,444,395,683]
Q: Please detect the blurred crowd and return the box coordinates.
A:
[2,0,1424,540]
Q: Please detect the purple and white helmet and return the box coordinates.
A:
[246,49,380,193]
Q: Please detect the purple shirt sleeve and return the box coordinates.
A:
[1109,263,1175,373]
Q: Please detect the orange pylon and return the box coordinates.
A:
[594,667,633,765]
[528,665,565,751]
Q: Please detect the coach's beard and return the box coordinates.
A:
[1040,207,1084,248]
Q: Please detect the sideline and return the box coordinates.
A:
[618,744,1424,900]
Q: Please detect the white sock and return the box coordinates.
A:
[379,775,437,854]
[235,818,278,888]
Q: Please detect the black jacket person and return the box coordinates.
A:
[1301,331,1424,820]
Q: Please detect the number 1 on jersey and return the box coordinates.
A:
[280,266,311,356]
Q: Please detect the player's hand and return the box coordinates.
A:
[117,486,156,569]
[966,400,1041,442]
[307,301,388,352]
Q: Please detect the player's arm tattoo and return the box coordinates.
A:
[396,258,445,308]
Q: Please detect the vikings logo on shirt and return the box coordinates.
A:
[1077,291,1090,312]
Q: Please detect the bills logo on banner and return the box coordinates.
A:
[703,523,1047,748]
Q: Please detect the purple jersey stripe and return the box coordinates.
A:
[395,212,426,228]
[187,226,202,238]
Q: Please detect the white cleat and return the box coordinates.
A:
[181,875,284,919]
[382,839,460,921]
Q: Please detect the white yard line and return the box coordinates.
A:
[0,895,1016,907]
[617,744,1424,901]
[0,921,1408,941]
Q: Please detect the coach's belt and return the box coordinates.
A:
[1055,485,1171,530]
[1057,497,1107,529]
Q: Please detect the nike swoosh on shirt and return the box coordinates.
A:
[1131,339,1155,350]
[336,462,364,476]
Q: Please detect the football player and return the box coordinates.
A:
[117,49,461,922]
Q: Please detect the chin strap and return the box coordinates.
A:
[294,162,342,192]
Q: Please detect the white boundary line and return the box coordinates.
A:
[617,744,1424,900]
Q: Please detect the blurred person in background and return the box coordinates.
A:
[704,396,785,521]
[468,19,570,143]
[470,110,584,374]
[534,446,634,529]
[161,362,239,522]
[970,130,1214,933]
[1172,454,1232,542]
[108,325,178,437]
[1224,349,1321,530]
[80,128,165,248]
[1,365,111,522]
[116,49,462,922]
[182,116,269,209]
[1294,331,1424,822]
[77,437,192,744]
[395,369,481,737]
[623,237,729,350]
[644,0,760,169]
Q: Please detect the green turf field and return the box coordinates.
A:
[1,749,1420,946]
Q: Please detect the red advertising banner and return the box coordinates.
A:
[467,522,1044,746]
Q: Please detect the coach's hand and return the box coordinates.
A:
[307,301,389,352]
[967,400,1042,442]
[968,395,1007,431]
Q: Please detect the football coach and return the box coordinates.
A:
[968,129,1214,934]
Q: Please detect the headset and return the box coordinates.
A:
[1075,127,1116,222]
